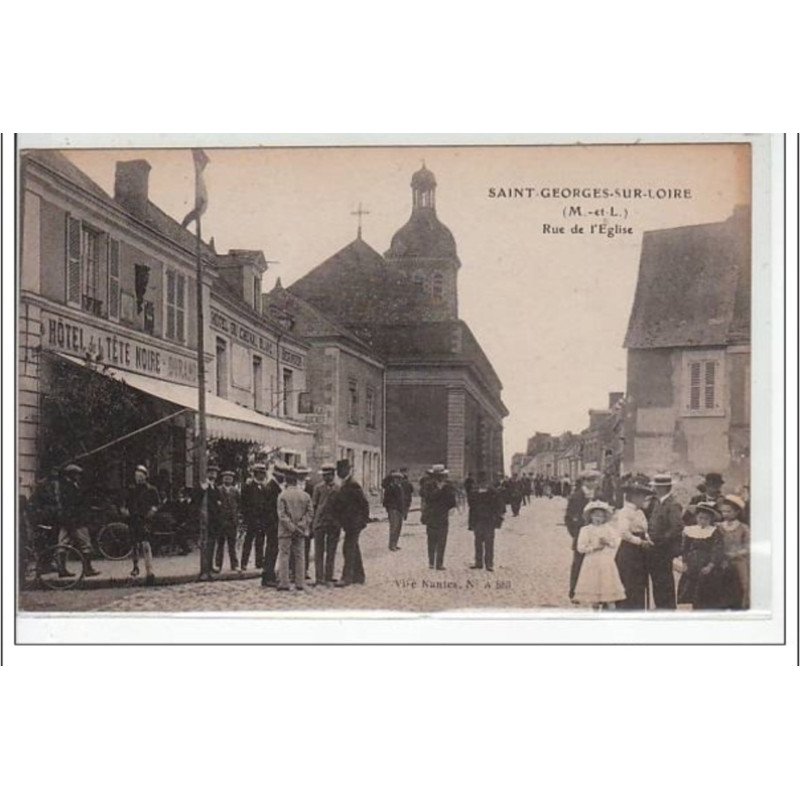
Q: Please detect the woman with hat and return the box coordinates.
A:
[613,475,655,610]
[573,500,626,609]
[717,495,750,609]
[676,501,724,609]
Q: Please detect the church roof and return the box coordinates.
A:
[386,210,460,262]
[289,237,430,325]
[624,208,751,350]
[411,164,437,189]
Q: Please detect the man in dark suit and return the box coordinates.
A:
[468,471,505,571]
[564,469,600,600]
[399,467,414,520]
[645,472,684,609]
[421,465,457,570]
[57,464,101,578]
[333,459,370,587]
[240,462,270,571]
[260,461,287,587]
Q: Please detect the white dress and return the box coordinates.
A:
[573,522,626,604]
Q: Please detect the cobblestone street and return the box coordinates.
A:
[86,497,573,613]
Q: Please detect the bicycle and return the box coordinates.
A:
[24,524,87,590]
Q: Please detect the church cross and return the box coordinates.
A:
[351,202,370,240]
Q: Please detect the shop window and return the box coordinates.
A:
[165,268,186,342]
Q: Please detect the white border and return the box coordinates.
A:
[9,133,785,644]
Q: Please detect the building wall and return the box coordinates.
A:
[385,384,448,483]
[336,349,383,451]
[625,346,750,486]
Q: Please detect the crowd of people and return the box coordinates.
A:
[564,469,751,611]
[23,456,751,611]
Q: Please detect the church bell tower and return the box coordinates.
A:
[385,164,461,321]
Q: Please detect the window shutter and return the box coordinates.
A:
[166,270,175,340]
[108,239,120,320]
[689,361,701,410]
[176,274,186,341]
[66,216,82,305]
[704,361,716,409]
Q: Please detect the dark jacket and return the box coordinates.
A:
[193,483,223,526]
[401,478,413,514]
[60,477,86,527]
[241,478,273,525]
[218,485,240,527]
[424,482,457,529]
[565,488,594,539]
[311,481,339,532]
[382,479,405,512]
[468,487,505,532]
[648,494,684,554]
[333,478,370,533]
[125,481,161,521]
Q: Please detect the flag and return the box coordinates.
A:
[181,148,210,228]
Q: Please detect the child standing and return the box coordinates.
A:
[573,500,626,610]
[717,495,750,609]
[677,501,724,609]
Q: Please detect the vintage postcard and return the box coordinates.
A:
[14,133,783,643]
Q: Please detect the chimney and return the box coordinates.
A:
[608,391,624,410]
[114,160,151,218]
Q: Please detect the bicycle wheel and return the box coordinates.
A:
[97,522,133,560]
[37,545,85,590]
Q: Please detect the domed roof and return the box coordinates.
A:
[387,213,459,261]
[411,164,436,190]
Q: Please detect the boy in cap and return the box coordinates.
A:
[311,464,340,586]
[276,467,313,591]
[121,465,160,584]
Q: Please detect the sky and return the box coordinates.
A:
[63,143,750,464]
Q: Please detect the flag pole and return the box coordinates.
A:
[195,213,210,580]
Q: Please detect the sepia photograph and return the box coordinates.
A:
[14,134,780,639]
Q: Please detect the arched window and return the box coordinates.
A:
[413,271,425,290]
[432,272,444,302]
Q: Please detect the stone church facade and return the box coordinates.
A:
[288,165,507,484]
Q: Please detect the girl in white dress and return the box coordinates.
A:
[573,500,626,609]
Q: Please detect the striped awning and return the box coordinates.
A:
[56,353,314,450]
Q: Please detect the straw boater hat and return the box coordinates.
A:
[320,463,335,473]
[220,470,235,479]
[134,464,149,477]
[63,463,83,475]
[652,472,673,488]
[579,469,601,481]
[719,494,745,512]
[583,500,613,521]
[251,462,267,473]
[694,501,721,521]
[431,464,448,476]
